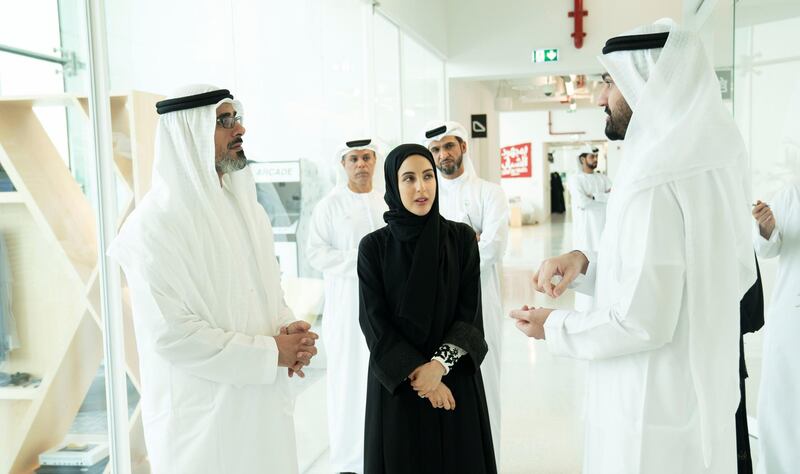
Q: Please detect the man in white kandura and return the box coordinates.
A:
[752,188,800,474]
[307,139,387,474]
[108,85,318,474]
[424,121,509,458]
[510,20,756,474]
[568,147,611,311]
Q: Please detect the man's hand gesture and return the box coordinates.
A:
[532,251,589,298]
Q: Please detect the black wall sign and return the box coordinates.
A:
[471,114,487,138]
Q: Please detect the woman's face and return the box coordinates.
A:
[397,154,437,216]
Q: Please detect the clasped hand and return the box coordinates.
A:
[275,321,318,378]
[409,361,456,410]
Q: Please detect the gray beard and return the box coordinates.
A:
[216,151,247,175]
[437,155,463,176]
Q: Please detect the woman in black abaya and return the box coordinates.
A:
[357,143,496,474]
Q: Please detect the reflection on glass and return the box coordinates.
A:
[400,34,446,143]
[0,3,116,473]
[374,14,402,149]
[735,6,800,197]
[256,182,296,230]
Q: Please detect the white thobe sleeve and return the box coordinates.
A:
[277,297,297,328]
[477,184,509,268]
[567,249,598,296]
[140,278,281,386]
[593,176,613,203]
[752,223,781,258]
[568,176,605,210]
[306,198,358,277]
[544,184,686,360]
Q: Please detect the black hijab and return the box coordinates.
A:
[382,144,445,343]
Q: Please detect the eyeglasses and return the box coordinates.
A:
[216,114,243,129]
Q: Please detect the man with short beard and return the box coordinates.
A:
[109,85,318,473]
[511,20,756,473]
[567,147,611,311]
[568,148,612,252]
[423,121,508,461]
[307,139,387,474]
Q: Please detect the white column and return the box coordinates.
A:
[85,0,132,472]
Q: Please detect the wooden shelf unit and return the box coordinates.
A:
[0,91,161,474]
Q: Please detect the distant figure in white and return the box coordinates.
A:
[752,188,800,474]
[424,121,509,460]
[307,139,387,474]
[568,147,611,310]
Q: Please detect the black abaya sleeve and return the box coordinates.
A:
[358,233,427,394]
[739,256,764,379]
[442,224,488,373]
[740,256,764,335]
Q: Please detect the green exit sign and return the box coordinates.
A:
[532,49,559,63]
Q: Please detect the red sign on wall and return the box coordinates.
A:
[500,142,532,178]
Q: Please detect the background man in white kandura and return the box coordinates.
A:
[424,120,508,460]
[109,84,318,474]
[307,138,387,474]
[511,20,755,474]
[568,147,611,311]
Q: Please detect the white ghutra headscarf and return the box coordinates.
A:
[598,19,756,467]
[109,84,292,346]
[333,138,385,190]
[422,120,478,180]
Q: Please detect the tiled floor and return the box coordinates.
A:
[306,213,766,473]
[495,214,585,474]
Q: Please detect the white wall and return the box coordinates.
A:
[375,0,449,56]
[734,15,800,200]
[690,0,734,69]
[106,0,236,95]
[400,34,447,143]
[445,0,682,80]
[448,79,501,184]
[107,0,371,174]
[499,108,608,222]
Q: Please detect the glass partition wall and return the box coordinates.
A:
[1,2,446,473]
[0,2,119,474]
[732,2,800,466]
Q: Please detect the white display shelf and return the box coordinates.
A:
[0,386,40,400]
[0,192,23,204]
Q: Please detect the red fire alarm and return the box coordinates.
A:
[568,0,588,49]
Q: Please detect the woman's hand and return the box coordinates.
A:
[426,382,456,411]
[409,361,446,396]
